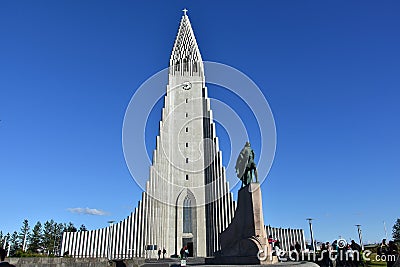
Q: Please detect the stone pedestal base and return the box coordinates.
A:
[214,183,276,265]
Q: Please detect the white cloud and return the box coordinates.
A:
[67,207,108,216]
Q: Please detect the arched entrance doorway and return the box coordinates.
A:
[175,190,197,257]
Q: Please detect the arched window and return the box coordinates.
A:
[183,196,192,233]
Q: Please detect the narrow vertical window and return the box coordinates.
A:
[186,158,189,163]
[185,174,189,180]
[185,143,189,147]
[185,127,188,132]
[185,113,188,117]
[185,98,188,103]
[183,196,192,233]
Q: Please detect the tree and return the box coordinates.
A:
[53,223,65,255]
[42,220,66,256]
[64,222,77,232]
[79,224,87,232]
[393,218,400,242]
[28,221,43,253]
[42,220,55,255]
[18,219,30,252]
[9,231,20,256]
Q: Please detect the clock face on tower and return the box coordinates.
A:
[182,81,192,90]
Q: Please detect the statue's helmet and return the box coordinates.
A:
[245,141,250,147]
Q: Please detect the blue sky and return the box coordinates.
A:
[0,0,399,245]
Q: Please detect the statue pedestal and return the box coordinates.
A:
[212,183,277,264]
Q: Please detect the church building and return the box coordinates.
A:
[60,10,305,259]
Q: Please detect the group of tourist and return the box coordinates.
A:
[319,239,398,267]
[157,248,167,260]
[377,239,399,267]
[268,235,302,260]
[319,240,363,267]
[268,235,399,267]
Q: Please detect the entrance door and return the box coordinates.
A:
[187,242,193,257]
[182,238,194,257]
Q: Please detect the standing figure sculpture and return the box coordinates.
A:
[235,141,258,187]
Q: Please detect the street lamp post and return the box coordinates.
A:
[355,224,364,250]
[307,218,316,252]
[107,221,115,261]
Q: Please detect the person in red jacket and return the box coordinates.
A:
[268,235,277,246]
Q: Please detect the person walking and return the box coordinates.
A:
[321,243,331,267]
[184,246,189,258]
[157,249,161,260]
[346,244,355,267]
[378,239,388,257]
[295,242,302,254]
[268,235,277,247]
[350,240,362,267]
[274,239,284,261]
[387,241,398,267]
[162,248,166,259]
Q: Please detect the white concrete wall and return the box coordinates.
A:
[60,13,236,259]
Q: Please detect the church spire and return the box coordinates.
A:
[169,9,203,76]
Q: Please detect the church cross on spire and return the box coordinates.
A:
[182,8,188,16]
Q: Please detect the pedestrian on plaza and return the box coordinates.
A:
[289,245,298,261]
[295,242,301,254]
[387,241,399,267]
[162,248,166,259]
[274,239,282,260]
[378,239,388,256]
[346,244,355,267]
[321,243,331,267]
[268,235,277,247]
[350,240,362,267]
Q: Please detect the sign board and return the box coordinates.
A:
[146,244,157,250]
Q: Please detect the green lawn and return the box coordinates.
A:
[364,252,387,267]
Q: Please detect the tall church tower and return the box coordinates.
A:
[61,10,236,258]
[144,10,236,257]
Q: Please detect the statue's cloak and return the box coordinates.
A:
[235,146,250,179]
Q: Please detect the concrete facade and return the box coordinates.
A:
[264,226,306,252]
[61,12,236,259]
[60,11,305,260]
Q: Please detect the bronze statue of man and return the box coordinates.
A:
[235,141,258,187]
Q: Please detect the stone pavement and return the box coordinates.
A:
[139,258,319,267]
[8,257,320,267]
